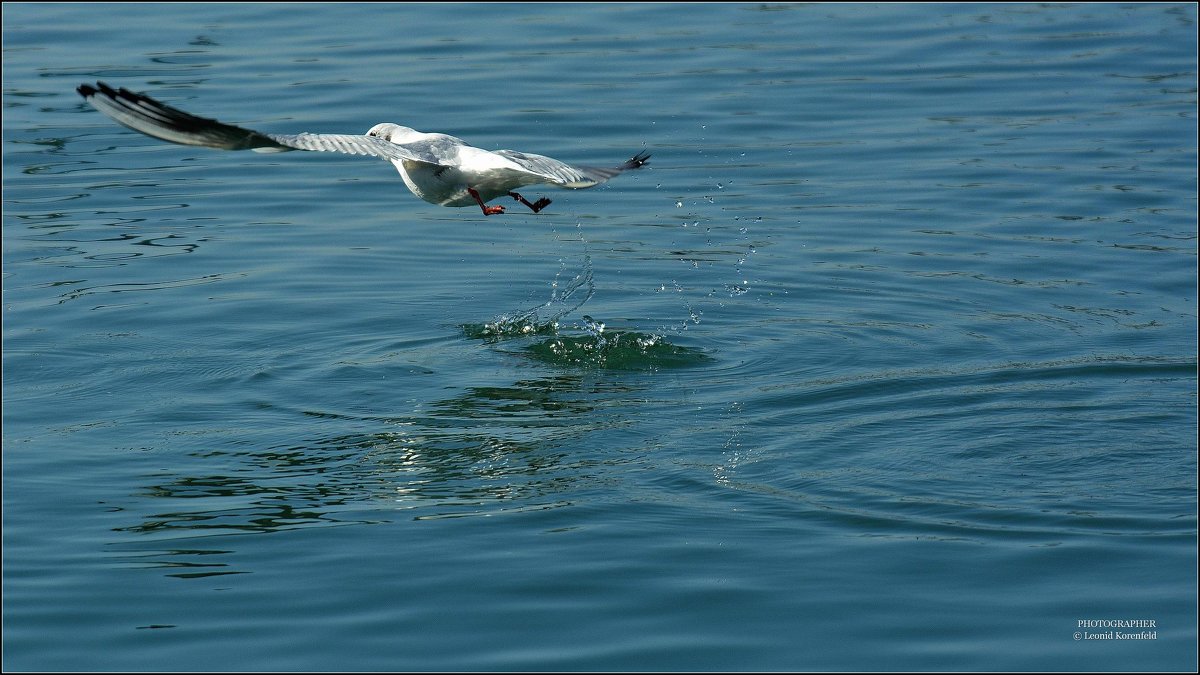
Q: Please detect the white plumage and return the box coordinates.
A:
[77,82,649,216]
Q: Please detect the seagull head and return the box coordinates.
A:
[367,123,423,144]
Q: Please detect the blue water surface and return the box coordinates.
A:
[3,2,1196,671]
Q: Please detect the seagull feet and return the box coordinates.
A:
[468,187,507,216]
[469,188,550,216]
[509,191,552,214]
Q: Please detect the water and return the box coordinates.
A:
[3,2,1196,670]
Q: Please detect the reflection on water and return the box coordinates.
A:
[110,371,651,576]
[372,373,637,510]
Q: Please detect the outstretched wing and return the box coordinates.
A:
[76,81,426,164]
[493,149,650,189]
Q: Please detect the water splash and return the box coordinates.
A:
[463,255,595,340]
[580,314,605,337]
[460,226,713,369]
[527,328,711,370]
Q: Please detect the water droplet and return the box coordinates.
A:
[581,315,605,335]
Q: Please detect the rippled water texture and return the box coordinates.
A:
[3,3,1196,671]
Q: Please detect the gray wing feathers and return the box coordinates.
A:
[77,82,422,163]
[495,149,650,189]
[262,133,425,162]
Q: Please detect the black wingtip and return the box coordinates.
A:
[79,82,132,103]
[624,150,651,170]
[78,81,120,100]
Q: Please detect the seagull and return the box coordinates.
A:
[76,82,650,216]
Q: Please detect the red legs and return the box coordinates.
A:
[468,188,552,216]
[509,192,552,213]
[468,187,505,216]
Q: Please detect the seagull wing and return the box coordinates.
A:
[77,81,428,164]
[493,149,650,189]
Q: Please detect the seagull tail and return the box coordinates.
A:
[619,151,651,171]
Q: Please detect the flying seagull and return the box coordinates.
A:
[76,82,649,216]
